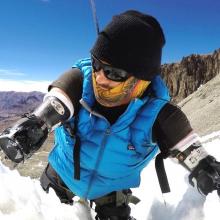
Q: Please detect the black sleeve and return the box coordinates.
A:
[48,68,83,115]
[153,102,193,157]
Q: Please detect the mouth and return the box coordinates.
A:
[97,84,111,90]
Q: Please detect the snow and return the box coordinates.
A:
[0,132,220,220]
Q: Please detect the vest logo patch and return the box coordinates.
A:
[127,145,136,151]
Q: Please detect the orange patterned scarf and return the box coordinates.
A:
[92,72,150,107]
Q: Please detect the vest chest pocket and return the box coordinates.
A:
[126,142,139,156]
[134,141,157,156]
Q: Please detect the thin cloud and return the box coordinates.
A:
[0,79,50,93]
[0,69,26,77]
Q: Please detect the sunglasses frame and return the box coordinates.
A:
[91,55,130,82]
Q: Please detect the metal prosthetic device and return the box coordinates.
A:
[0,91,73,166]
[171,135,220,196]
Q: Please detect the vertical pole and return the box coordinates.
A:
[89,0,100,35]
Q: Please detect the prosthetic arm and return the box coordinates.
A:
[0,89,74,163]
[170,133,220,196]
[155,103,220,196]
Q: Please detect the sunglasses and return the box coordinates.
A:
[91,55,130,82]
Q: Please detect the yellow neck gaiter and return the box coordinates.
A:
[92,72,151,107]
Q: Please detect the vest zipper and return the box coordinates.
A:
[80,99,111,198]
[85,127,110,199]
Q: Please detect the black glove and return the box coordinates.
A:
[0,114,48,163]
[189,155,220,196]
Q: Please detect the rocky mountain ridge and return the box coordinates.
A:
[161,48,220,103]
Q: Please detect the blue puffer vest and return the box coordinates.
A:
[48,58,170,200]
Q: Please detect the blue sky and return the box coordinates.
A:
[0,0,220,91]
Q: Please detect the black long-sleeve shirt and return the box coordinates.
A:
[49,68,193,154]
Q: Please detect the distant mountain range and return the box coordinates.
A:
[0,91,44,131]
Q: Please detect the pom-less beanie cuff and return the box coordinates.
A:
[91,10,165,81]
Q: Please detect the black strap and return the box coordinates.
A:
[64,121,81,180]
[74,134,81,180]
[155,153,170,193]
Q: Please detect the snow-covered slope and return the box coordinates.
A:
[179,73,220,136]
[0,131,220,220]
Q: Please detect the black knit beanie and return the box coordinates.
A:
[90,10,165,80]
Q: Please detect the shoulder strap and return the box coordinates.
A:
[155,153,170,194]
[73,119,81,180]
[60,68,83,180]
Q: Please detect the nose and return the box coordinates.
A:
[95,70,110,86]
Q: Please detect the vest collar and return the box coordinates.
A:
[80,75,170,132]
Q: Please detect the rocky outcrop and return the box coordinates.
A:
[179,73,220,136]
[161,48,220,103]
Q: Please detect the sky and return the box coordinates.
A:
[0,130,220,220]
[0,0,220,92]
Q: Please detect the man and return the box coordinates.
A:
[1,10,220,220]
